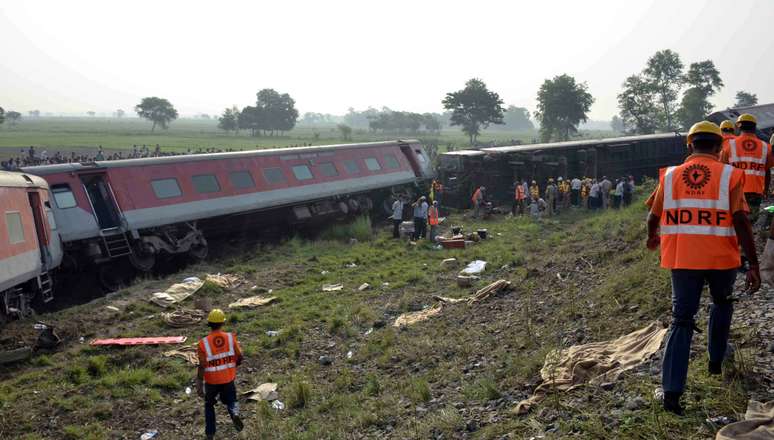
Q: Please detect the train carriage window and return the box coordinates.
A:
[292,165,314,181]
[414,149,427,164]
[5,211,25,244]
[384,154,400,169]
[151,178,183,199]
[229,171,255,189]
[263,168,287,184]
[51,184,77,209]
[343,160,360,174]
[318,162,338,177]
[365,157,381,171]
[192,174,221,194]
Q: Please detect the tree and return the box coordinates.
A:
[255,89,298,135]
[617,74,659,134]
[442,78,505,144]
[6,111,21,125]
[643,49,684,130]
[115,109,125,118]
[337,124,352,140]
[0,106,4,126]
[28,110,40,118]
[134,97,178,131]
[238,106,265,136]
[422,113,441,132]
[498,106,534,131]
[217,106,240,134]
[735,91,758,107]
[610,115,625,133]
[677,60,723,129]
[86,111,96,117]
[534,74,594,142]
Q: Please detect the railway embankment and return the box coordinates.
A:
[1,190,772,439]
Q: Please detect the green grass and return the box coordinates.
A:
[0,186,761,438]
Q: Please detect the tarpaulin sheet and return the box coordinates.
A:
[716,400,774,440]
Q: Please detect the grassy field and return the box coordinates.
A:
[0,190,766,439]
[0,117,616,160]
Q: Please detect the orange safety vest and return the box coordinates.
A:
[658,156,743,270]
[198,331,239,385]
[530,185,539,198]
[726,133,770,195]
[471,188,482,203]
[515,185,526,200]
[428,206,439,225]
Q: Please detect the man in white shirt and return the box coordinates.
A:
[570,177,582,207]
[391,197,404,239]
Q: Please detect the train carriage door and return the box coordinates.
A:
[80,173,121,230]
[26,190,50,266]
[399,143,423,177]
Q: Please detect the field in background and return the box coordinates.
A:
[0,117,616,160]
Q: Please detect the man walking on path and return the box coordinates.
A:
[197,309,244,440]
[645,121,760,416]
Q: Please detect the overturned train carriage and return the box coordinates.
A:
[438,133,687,208]
[22,140,433,284]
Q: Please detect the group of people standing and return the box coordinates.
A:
[509,175,636,218]
[390,194,441,242]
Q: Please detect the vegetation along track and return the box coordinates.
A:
[0,188,771,439]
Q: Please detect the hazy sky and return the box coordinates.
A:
[1,0,772,120]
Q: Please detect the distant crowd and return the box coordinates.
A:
[1,143,314,171]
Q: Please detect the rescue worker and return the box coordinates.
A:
[412,196,428,240]
[720,120,735,144]
[600,176,612,209]
[580,178,589,209]
[570,176,581,207]
[428,200,440,242]
[471,186,485,218]
[558,177,569,209]
[197,309,244,439]
[545,178,558,216]
[645,121,760,415]
[529,180,540,199]
[513,179,526,216]
[391,196,404,239]
[720,114,774,222]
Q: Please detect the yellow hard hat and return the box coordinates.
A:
[687,121,722,144]
[736,113,757,124]
[719,120,734,131]
[207,308,226,324]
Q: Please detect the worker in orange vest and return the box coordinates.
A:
[646,121,760,415]
[428,200,440,242]
[720,114,774,221]
[197,309,244,439]
[471,186,485,218]
[719,120,735,143]
[512,179,526,216]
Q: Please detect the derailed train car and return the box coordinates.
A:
[707,103,774,141]
[438,133,686,208]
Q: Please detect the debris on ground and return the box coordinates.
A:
[266,330,280,337]
[0,347,32,365]
[322,283,344,292]
[357,283,370,291]
[393,304,443,327]
[440,258,458,268]
[432,295,469,304]
[345,262,358,268]
[440,239,466,249]
[162,345,199,365]
[715,400,774,440]
[469,279,511,304]
[456,275,479,288]
[150,274,244,307]
[160,309,206,327]
[242,383,279,402]
[272,400,285,411]
[460,260,487,275]
[319,355,333,366]
[34,322,61,349]
[105,305,120,312]
[228,296,277,309]
[90,336,188,346]
[140,430,159,440]
[513,322,668,415]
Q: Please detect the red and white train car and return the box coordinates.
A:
[23,140,432,275]
[0,171,62,319]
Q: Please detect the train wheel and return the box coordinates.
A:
[129,247,156,272]
[188,243,208,262]
[98,261,135,292]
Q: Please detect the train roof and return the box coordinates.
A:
[22,139,420,176]
[0,171,49,189]
[479,132,684,154]
[707,103,774,128]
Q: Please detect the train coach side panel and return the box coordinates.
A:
[106,145,417,230]
[42,172,101,242]
[0,187,42,292]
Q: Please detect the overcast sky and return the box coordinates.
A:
[1,0,772,120]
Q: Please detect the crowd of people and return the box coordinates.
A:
[0,143,316,171]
